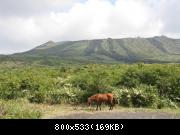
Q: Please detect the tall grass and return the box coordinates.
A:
[0,99,41,119]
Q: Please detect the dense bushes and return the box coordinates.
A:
[71,67,111,93]
[28,91,46,103]
[46,87,85,105]
[119,64,180,103]
[157,98,177,109]
[112,86,158,108]
[28,86,86,105]
[0,81,23,100]
[0,64,179,109]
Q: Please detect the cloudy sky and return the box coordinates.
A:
[0,0,180,54]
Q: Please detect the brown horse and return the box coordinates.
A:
[87,93,118,110]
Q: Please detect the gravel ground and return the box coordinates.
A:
[52,111,180,119]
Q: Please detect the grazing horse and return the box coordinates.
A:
[87,93,118,111]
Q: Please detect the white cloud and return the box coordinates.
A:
[0,0,85,16]
[0,0,179,54]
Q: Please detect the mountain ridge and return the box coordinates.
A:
[2,35,180,64]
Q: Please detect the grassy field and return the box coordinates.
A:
[0,98,180,119]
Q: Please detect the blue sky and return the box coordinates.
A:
[110,0,116,4]
[0,0,180,54]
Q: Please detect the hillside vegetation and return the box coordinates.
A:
[4,36,179,64]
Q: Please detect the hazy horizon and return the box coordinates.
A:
[0,0,180,54]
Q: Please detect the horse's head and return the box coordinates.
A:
[87,97,92,106]
[112,97,118,105]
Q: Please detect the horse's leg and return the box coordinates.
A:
[99,103,102,111]
[96,104,98,111]
[109,105,111,110]
[110,99,113,110]
[109,102,113,110]
[108,101,112,110]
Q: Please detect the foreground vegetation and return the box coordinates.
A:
[0,99,41,119]
[0,63,180,118]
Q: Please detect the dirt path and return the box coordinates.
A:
[51,111,180,119]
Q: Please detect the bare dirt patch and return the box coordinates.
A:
[51,111,179,119]
[38,104,180,119]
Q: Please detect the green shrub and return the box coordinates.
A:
[131,92,146,107]
[71,68,111,93]
[120,68,140,88]
[119,64,180,104]
[114,86,158,108]
[157,99,177,109]
[46,87,85,105]
[78,91,94,103]
[118,89,132,107]
[131,86,158,108]
[48,92,62,104]
[19,79,40,92]
[0,81,23,100]
[28,91,46,103]
[156,77,180,102]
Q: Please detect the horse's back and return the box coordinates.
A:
[106,93,113,98]
[89,93,114,100]
[94,93,113,102]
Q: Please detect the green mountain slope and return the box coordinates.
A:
[8,36,180,63]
